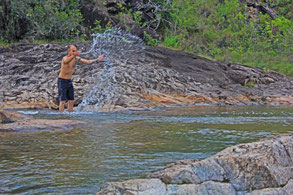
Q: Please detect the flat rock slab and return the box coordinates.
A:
[0,119,84,132]
[0,109,84,132]
[0,109,31,123]
[97,134,293,195]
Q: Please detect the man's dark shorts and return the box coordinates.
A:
[58,78,74,101]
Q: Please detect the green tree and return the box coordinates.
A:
[0,0,83,41]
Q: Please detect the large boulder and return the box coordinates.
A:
[1,40,293,111]
[81,1,115,30]
[97,134,293,194]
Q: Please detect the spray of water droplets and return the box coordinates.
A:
[77,28,144,112]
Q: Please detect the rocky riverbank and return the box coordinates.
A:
[1,40,293,111]
[97,134,293,194]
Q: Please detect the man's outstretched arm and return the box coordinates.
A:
[79,54,104,65]
[79,58,98,65]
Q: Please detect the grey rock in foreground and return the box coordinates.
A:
[97,134,293,195]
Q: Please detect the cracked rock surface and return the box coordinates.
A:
[97,134,293,194]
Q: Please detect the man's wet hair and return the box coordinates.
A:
[68,44,78,50]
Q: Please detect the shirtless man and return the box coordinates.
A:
[58,44,104,112]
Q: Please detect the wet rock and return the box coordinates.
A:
[0,110,83,132]
[0,112,14,124]
[97,179,167,195]
[0,119,84,132]
[0,110,31,123]
[97,134,293,194]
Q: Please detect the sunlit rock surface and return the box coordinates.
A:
[1,30,293,111]
[97,134,293,195]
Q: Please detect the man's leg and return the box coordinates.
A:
[67,82,75,112]
[68,100,74,112]
[58,78,67,112]
[59,101,66,112]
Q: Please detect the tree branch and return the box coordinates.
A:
[247,2,278,19]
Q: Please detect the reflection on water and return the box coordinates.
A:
[1,105,293,194]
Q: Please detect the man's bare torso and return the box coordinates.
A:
[58,56,80,79]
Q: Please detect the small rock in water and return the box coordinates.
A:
[0,110,84,132]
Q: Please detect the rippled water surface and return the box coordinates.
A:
[1,105,293,194]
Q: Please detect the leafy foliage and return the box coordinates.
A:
[0,0,83,40]
[153,0,293,76]
[143,31,158,46]
[90,20,112,34]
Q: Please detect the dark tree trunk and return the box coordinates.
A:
[0,0,8,33]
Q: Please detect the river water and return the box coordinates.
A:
[1,105,293,194]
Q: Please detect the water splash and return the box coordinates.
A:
[77,29,144,112]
